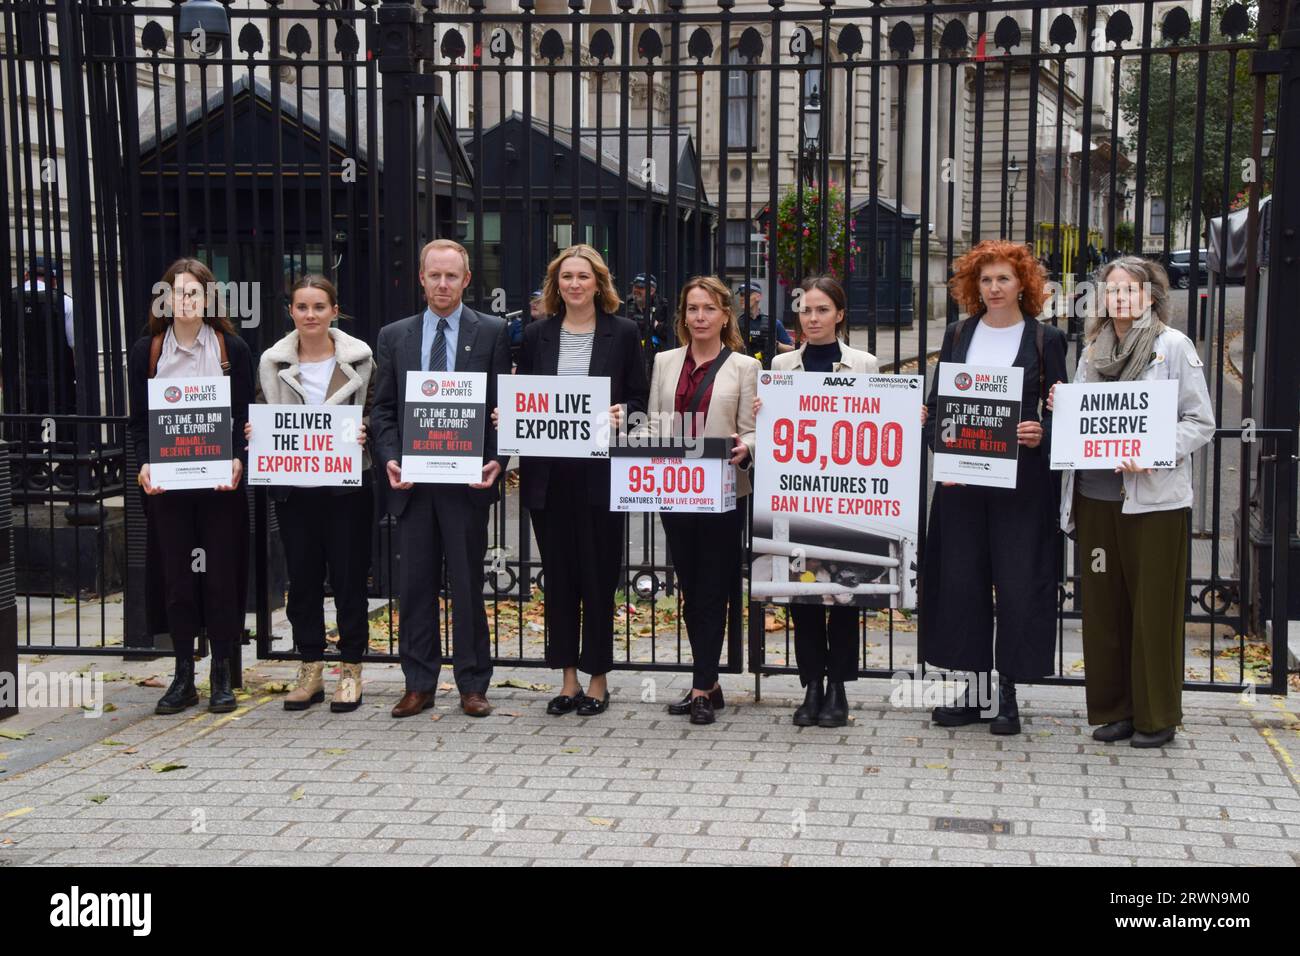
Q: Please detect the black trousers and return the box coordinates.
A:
[661,505,745,691]
[397,484,493,695]
[529,461,623,676]
[149,488,246,661]
[276,485,373,663]
[790,604,859,686]
[919,454,1059,681]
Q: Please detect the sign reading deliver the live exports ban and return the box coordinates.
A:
[400,371,487,483]
[247,404,363,487]
[147,375,232,489]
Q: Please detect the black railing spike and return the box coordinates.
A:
[569,0,585,14]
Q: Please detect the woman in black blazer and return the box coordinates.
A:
[512,244,649,715]
[127,257,254,715]
[920,240,1068,734]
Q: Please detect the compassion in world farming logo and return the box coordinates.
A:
[421,379,439,397]
[954,372,973,391]
[163,386,183,403]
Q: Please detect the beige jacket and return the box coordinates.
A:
[771,340,880,373]
[256,326,376,472]
[648,345,760,497]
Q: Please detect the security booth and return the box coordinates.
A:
[848,196,919,328]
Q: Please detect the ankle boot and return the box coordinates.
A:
[284,661,325,711]
[931,671,992,726]
[208,658,237,713]
[793,680,824,726]
[817,680,849,728]
[155,657,199,715]
[331,663,364,713]
[989,675,1020,735]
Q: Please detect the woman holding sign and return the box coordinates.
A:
[251,275,375,713]
[650,276,759,725]
[920,240,1068,734]
[511,245,648,716]
[127,257,254,715]
[1054,257,1214,748]
[754,276,879,726]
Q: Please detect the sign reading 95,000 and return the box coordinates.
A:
[753,371,922,609]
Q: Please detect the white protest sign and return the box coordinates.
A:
[247,404,363,487]
[497,374,612,458]
[1050,380,1179,470]
[400,371,487,483]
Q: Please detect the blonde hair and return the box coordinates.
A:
[675,275,745,352]
[418,238,470,275]
[541,244,622,316]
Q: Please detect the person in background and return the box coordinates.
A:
[9,256,76,414]
[128,257,254,715]
[754,275,878,727]
[736,281,795,364]
[628,273,668,359]
[1054,256,1214,749]
[251,274,374,714]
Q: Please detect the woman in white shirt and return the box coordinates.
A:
[919,240,1069,734]
[251,275,375,713]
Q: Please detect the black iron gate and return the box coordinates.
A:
[0,0,1294,697]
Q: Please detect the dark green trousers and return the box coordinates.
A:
[1074,493,1188,733]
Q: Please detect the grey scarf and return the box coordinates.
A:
[1090,317,1164,382]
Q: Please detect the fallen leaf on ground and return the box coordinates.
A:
[429,714,442,721]
[1,807,34,819]
[588,817,614,827]
[122,748,138,755]
[0,730,30,741]
[100,739,126,747]
[493,678,552,692]
[498,711,521,717]
[291,787,305,801]
[137,677,165,688]
[323,748,347,756]
[261,682,290,694]
[562,748,581,754]
[148,762,186,773]
[87,795,109,805]
[438,682,454,692]
[924,762,948,770]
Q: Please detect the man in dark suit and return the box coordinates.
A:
[370,238,511,718]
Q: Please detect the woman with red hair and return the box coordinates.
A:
[919,240,1069,734]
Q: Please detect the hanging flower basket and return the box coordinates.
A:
[762,181,860,286]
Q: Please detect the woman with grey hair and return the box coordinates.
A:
[1050,256,1214,748]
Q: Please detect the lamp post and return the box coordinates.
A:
[801,87,821,186]
[1006,155,1023,239]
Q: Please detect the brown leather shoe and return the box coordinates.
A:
[460,692,493,717]
[391,690,435,718]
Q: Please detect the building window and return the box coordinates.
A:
[1150,197,1166,236]
[750,233,768,279]
[727,48,759,150]
[462,212,502,299]
[725,219,751,271]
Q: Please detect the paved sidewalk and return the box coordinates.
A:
[1,660,1297,867]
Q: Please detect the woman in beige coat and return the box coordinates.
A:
[251,275,375,713]
[757,276,878,726]
[649,276,759,725]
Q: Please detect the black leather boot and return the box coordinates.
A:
[208,658,237,714]
[817,681,849,728]
[931,672,992,726]
[793,680,824,726]
[155,657,199,715]
[989,675,1021,735]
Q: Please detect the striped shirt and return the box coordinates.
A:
[557,328,594,376]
